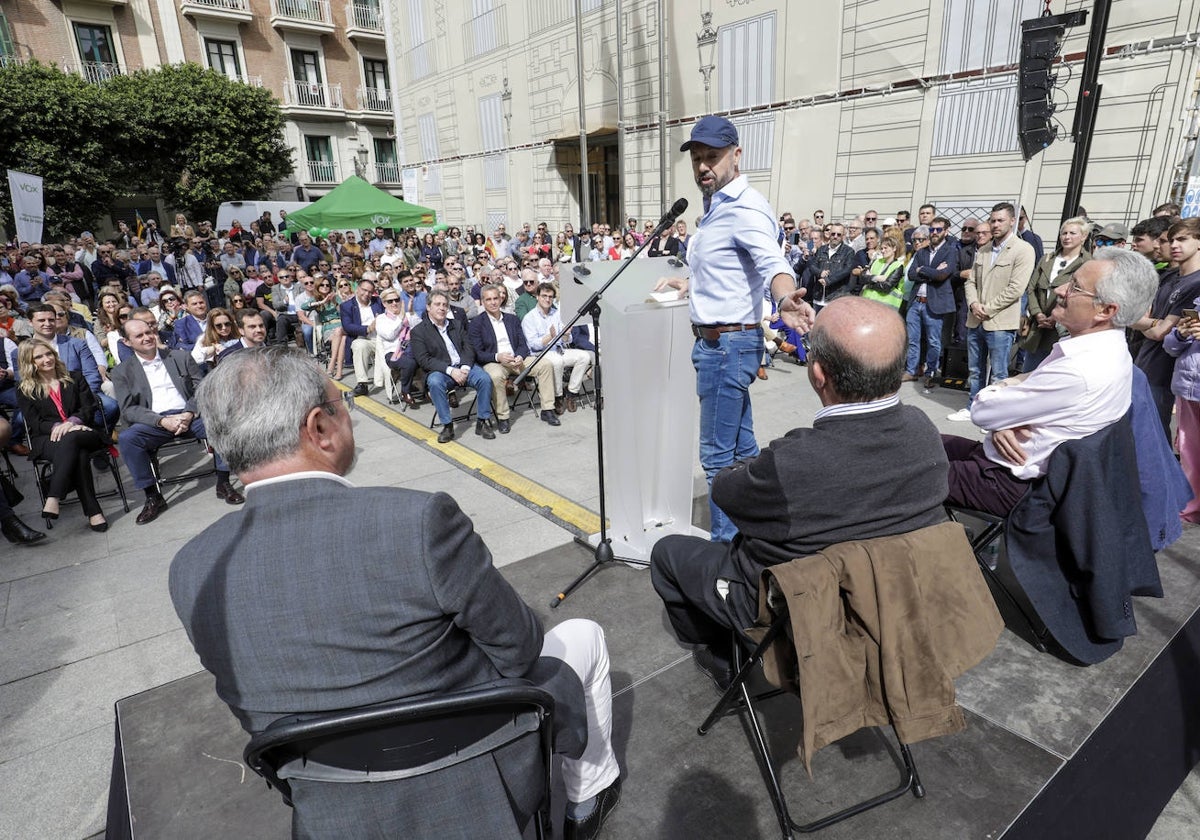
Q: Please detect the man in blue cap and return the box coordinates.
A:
[656,115,814,542]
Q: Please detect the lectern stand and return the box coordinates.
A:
[560,257,708,564]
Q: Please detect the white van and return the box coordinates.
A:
[216,200,311,236]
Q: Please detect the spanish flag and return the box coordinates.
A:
[135,210,145,239]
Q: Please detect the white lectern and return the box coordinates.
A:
[560,257,708,563]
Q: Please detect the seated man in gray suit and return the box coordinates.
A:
[168,348,622,840]
[111,317,243,525]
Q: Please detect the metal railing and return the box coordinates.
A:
[184,0,252,12]
[71,61,124,84]
[282,79,343,109]
[357,86,391,112]
[374,161,401,183]
[346,1,383,31]
[306,159,338,183]
[270,0,331,25]
[406,40,434,81]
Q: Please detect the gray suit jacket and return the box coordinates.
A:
[110,350,203,428]
[168,478,584,838]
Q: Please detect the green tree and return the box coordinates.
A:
[106,63,294,223]
[0,61,135,239]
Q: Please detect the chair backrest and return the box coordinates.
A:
[244,683,555,808]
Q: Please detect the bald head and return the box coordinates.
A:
[807,297,905,404]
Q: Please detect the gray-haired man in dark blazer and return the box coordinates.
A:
[168,347,621,839]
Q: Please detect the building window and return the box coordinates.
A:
[717,12,775,111]
[467,0,505,60]
[291,49,326,106]
[374,137,400,182]
[0,10,16,62]
[484,154,506,191]
[407,0,426,46]
[732,115,774,172]
[363,57,389,91]
[417,113,438,161]
[73,23,120,82]
[478,93,504,152]
[205,39,242,80]
[304,135,336,182]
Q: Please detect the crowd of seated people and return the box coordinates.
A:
[3,198,1197,539]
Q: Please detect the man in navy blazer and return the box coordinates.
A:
[468,284,557,433]
[411,289,495,442]
[135,245,178,286]
[338,276,385,396]
[904,217,959,387]
[169,348,622,839]
[169,290,209,352]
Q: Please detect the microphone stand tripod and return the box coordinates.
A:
[513,221,678,607]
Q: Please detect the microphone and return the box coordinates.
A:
[651,198,689,237]
[573,264,592,282]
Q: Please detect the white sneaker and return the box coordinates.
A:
[947,408,973,422]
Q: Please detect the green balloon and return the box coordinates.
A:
[320,227,331,237]
[308,227,320,237]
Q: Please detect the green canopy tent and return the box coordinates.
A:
[285,176,437,233]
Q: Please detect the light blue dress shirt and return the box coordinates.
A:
[687,174,792,325]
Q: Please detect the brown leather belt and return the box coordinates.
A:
[692,323,761,341]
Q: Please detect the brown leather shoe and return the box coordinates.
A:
[779,341,796,355]
[756,366,768,381]
[136,494,168,525]
[7,443,30,457]
[565,392,578,412]
[901,373,919,382]
[554,396,566,415]
[216,482,245,505]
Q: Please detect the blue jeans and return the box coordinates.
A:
[904,299,945,376]
[693,328,762,543]
[967,326,1016,403]
[426,366,493,426]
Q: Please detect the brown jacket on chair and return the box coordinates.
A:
[748,521,1003,772]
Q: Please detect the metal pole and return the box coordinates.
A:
[616,0,626,229]
[575,0,591,231]
[1061,0,1113,223]
[658,0,667,208]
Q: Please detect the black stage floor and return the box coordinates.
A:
[109,528,1200,839]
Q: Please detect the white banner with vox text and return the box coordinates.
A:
[7,169,44,244]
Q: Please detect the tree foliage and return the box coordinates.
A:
[106,64,294,223]
[0,61,294,239]
[0,62,134,239]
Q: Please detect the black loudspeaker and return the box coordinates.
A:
[940,345,970,391]
[1017,11,1087,161]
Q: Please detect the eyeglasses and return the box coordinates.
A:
[214,320,232,327]
[382,297,401,304]
[913,236,929,242]
[338,282,351,289]
[161,297,178,304]
[316,392,356,414]
[865,217,877,223]
[117,313,130,320]
[929,226,944,233]
[1065,279,1099,300]
[232,297,244,303]
[1095,238,1115,247]
[962,226,975,232]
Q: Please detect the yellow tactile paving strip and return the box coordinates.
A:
[336,382,603,536]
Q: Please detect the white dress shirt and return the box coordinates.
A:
[140,354,188,414]
[970,329,1132,479]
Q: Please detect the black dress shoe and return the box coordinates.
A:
[540,410,561,427]
[353,382,370,397]
[923,375,939,390]
[136,494,168,525]
[89,519,109,533]
[564,777,622,840]
[1,515,46,545]
[437,424,455,443]
[40,508,60,521]
[475,419,495,440]
[216,483,245,505]
[448,390,460,409]
[693,645,735,693]
[497,418,511,434]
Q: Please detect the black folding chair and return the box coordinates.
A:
[698,612,924,838]
[26,424,130,530]
[245,684,555,839]
[149,436,216,495]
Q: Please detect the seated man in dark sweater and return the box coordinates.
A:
[651,296,949,687]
